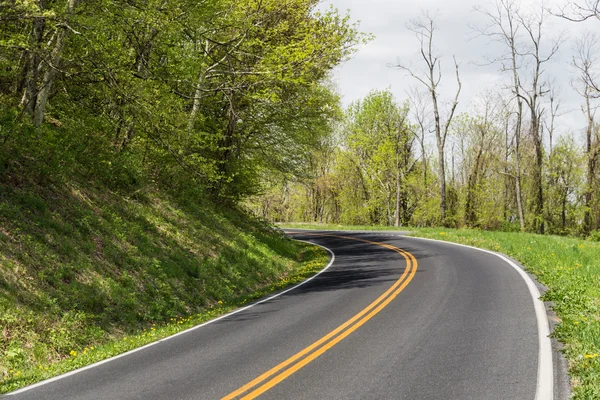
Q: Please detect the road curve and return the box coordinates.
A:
[6,230,554,399]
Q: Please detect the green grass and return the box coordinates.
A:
[279,223,600,399]
[278,222,411,231]
[0,184,329,393]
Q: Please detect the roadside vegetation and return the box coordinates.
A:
[0,183,328,394]
[280,223,600,399]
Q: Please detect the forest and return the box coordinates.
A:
[2,0,599,237]
[0,0,363,200]
[251,1,600,238]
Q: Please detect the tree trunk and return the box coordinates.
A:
[422,141,428,195]
[465,148,483,227]
[515,146,525,231]
[514,93,525,231]
[430,59,446,225]
[503,117,511,221]
[530,112,545,234]
[187,76,205,135]
[33,0,80,126]
[432,88,446,224]
[188,40,211,136]
[584,92,595,234]
[508,25,525,231]
[562,189,567,231]
[437,139,446,225]
[394,169,401,227]
[20,0,47,115]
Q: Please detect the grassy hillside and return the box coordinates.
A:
[0,182,328,393]
[280,223,600,398]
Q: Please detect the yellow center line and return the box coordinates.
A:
[222,234,411,400]
[222,233,417,400]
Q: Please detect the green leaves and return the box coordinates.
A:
[0,0,364,203]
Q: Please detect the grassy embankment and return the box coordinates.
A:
[0,185,328,394]
[280,223,600,399]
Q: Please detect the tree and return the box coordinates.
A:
[408,86,432,196]
[6,0,81,126]
[345,90,416,226]
[546,136,583,234]
[0,0,364,209]
[556,0,600,22]
[475,0,527,231]
[517,5,562,234]
[572,32,600,233]
[183,0,364,200]
[394,11,461,226]
[475,0,562,233]
[542,81,563,157]
[459,95,503,227]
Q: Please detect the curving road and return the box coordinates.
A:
[6,230,563,399]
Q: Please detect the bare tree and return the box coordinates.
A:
[394,11,461,225]
[571,32,600,96]
[556,0,600,22]
[573,32,600,233]
[516,5,563,234]
[542,81,564,158]
[474,0,525,230]
[407,86,432,194]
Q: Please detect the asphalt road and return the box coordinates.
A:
[7,230,559,399]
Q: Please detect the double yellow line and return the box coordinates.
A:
[222,233,418,400]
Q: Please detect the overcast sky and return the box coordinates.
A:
[322,0,598,140]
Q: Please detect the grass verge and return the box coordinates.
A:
[0,184,329,394]
[277,222,411,231]
[279,223,600,399]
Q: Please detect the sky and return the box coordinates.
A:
[321,0,598,140]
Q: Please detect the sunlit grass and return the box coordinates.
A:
[277,222,410,231]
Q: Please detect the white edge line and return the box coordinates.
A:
[7,238,335,396]
[405,235,553,400]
